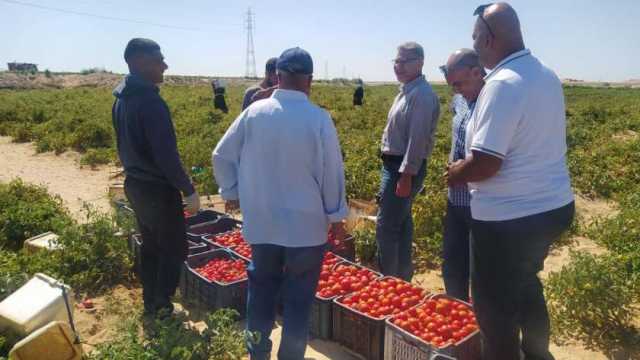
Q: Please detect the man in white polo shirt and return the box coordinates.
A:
[447,3,574,360]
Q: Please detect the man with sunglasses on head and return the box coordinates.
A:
[112,38,200,324]
[447,3,574,360]
[440,49,485,303]
[377,42,440,281]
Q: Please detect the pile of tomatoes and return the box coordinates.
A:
[316,263,380,299]
[337,277,426,319]
[195,257,247,284]
[322,252,342,268]
[391,297,479,348]
[210,230,246,248]
[231,243,252,259]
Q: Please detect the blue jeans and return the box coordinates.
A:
[246,243,325,360]
[375,158,426,281]
[442,201,472,302]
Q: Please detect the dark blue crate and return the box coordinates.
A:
[179,249,248,318]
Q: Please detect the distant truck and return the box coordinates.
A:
[8,62,38,72]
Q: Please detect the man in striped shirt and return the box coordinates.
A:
[440,49,485,302]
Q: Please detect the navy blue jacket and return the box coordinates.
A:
[112,74,194,195]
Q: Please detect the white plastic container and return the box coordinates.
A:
[0,273,74,335]
[9,321,82,360]
[23,232,61,253]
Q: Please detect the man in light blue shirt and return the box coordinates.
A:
[212,47,348,360]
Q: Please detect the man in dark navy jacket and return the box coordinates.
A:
[112,38,200,319]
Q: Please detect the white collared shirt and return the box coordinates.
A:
[465,49,574,221]
[212,89,349,247]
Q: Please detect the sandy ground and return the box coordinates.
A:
[0,137,614,359]
[0,136,116,221]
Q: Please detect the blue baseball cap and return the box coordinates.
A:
[276,47,313,75]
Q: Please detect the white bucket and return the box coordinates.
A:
[0,273,73,335]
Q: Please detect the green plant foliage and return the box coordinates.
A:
[0,179,73,250]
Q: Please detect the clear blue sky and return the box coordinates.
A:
[1,0,638,82]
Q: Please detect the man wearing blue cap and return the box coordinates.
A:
[212,47,348,360]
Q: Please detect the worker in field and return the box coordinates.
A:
[112,38,200,325]
[376,42,440,281]
[353,78,364,106]
[446,3,574,359]
[242,57,279,110]
[212,78,229,113]
[213,47,348,360]
[439,49,485,303]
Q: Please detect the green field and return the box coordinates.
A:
[0,83,639,357]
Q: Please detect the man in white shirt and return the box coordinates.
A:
[447,3,574,360]
[212,47,348,360]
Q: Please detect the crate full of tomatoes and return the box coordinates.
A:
[187,216,242,243]
[384,294,481,360]
[179,248,248,317]
[333,277,429,360]
[310,253,381,340]
[229,242,252,260]
[203,229,247,249]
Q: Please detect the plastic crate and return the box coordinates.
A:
[192,218,243,244]
[329,234,355,261]
[130,233,143,275]
[332,277,429,360]
[310,260,382,340]
[309,297,333,340]
[187,240,209,255]
[185,210,227,227]
[202,227,245,249]
[332,299,386,360]
[383,294,482,360]
[179,249,248,317]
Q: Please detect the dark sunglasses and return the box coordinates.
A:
[474,3,496,38]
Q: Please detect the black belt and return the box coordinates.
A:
[380,153,404,162]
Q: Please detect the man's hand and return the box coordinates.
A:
[225,200,240,213]
[330,222,346,243]
[395,173,412,198]
[184,191,201,214]
[446,159,466,187]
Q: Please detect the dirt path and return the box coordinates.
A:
[0,136,116,221]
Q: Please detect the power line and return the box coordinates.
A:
[1,0,204,32]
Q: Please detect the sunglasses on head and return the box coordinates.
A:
[474,3,496,38]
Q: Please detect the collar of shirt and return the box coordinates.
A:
[272,88,309,102]
[484,49,532,81]
[399,74,427,94]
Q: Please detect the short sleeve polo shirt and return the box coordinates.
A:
[465,49,574,221]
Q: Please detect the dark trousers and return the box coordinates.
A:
[471,202,575,360]
[442,201,472,302]
[246,244,325,360]
[124,176,187,314]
